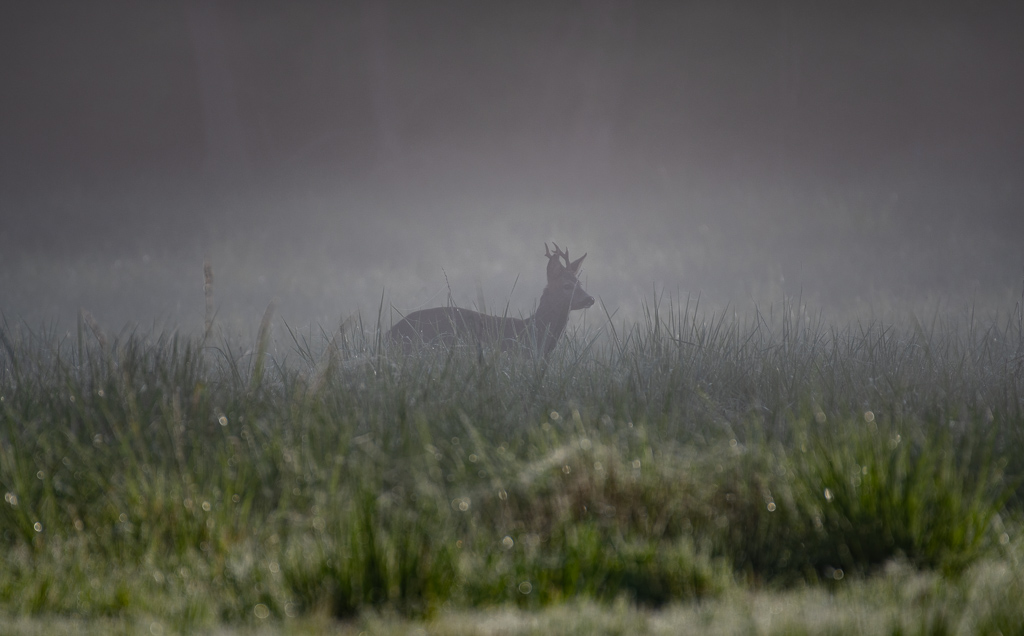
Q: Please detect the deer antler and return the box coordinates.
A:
[548,242,571,269]
[544,243,559,267]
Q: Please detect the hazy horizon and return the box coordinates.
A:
[2,2,1022,335]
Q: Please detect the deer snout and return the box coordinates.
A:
[575,293,595,310]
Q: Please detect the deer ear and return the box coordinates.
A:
[569,253,587,274]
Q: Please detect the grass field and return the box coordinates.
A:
[1,294,1022,634]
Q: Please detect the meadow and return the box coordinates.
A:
[1,293,1022,635]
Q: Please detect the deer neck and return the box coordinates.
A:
[529,286,570,353]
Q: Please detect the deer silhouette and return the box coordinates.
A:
[387,243,594,356]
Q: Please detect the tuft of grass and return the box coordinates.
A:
[797,417,1010,575]
[706,416,1012,583]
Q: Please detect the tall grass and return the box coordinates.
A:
[0,294,1021,628]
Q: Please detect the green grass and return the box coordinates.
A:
[0,295,1022,633]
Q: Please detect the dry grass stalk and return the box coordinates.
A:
[203,260,215,340]
[250,301,275,394]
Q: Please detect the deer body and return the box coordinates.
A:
[388,244,594,355]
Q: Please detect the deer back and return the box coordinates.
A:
[387,306,528,351]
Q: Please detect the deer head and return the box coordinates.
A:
[543,242,594,312]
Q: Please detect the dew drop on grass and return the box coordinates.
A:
[498,489,507,501]
[824,488,833,502]
[502,536,514,549]
[254,603,270,619]
[219,415,228,426]
[767,502,776,512]
[864,410,875,422]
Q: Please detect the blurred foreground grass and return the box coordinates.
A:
[1,295,1022,634]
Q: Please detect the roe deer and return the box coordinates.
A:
[387,243,594,356]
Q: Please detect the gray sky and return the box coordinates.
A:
[1,2,1022,332]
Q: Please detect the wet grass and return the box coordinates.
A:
[0,294,1022,633]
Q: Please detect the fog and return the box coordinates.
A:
[2,2,1022,335]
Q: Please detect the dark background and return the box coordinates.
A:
[1,2,1022,331]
